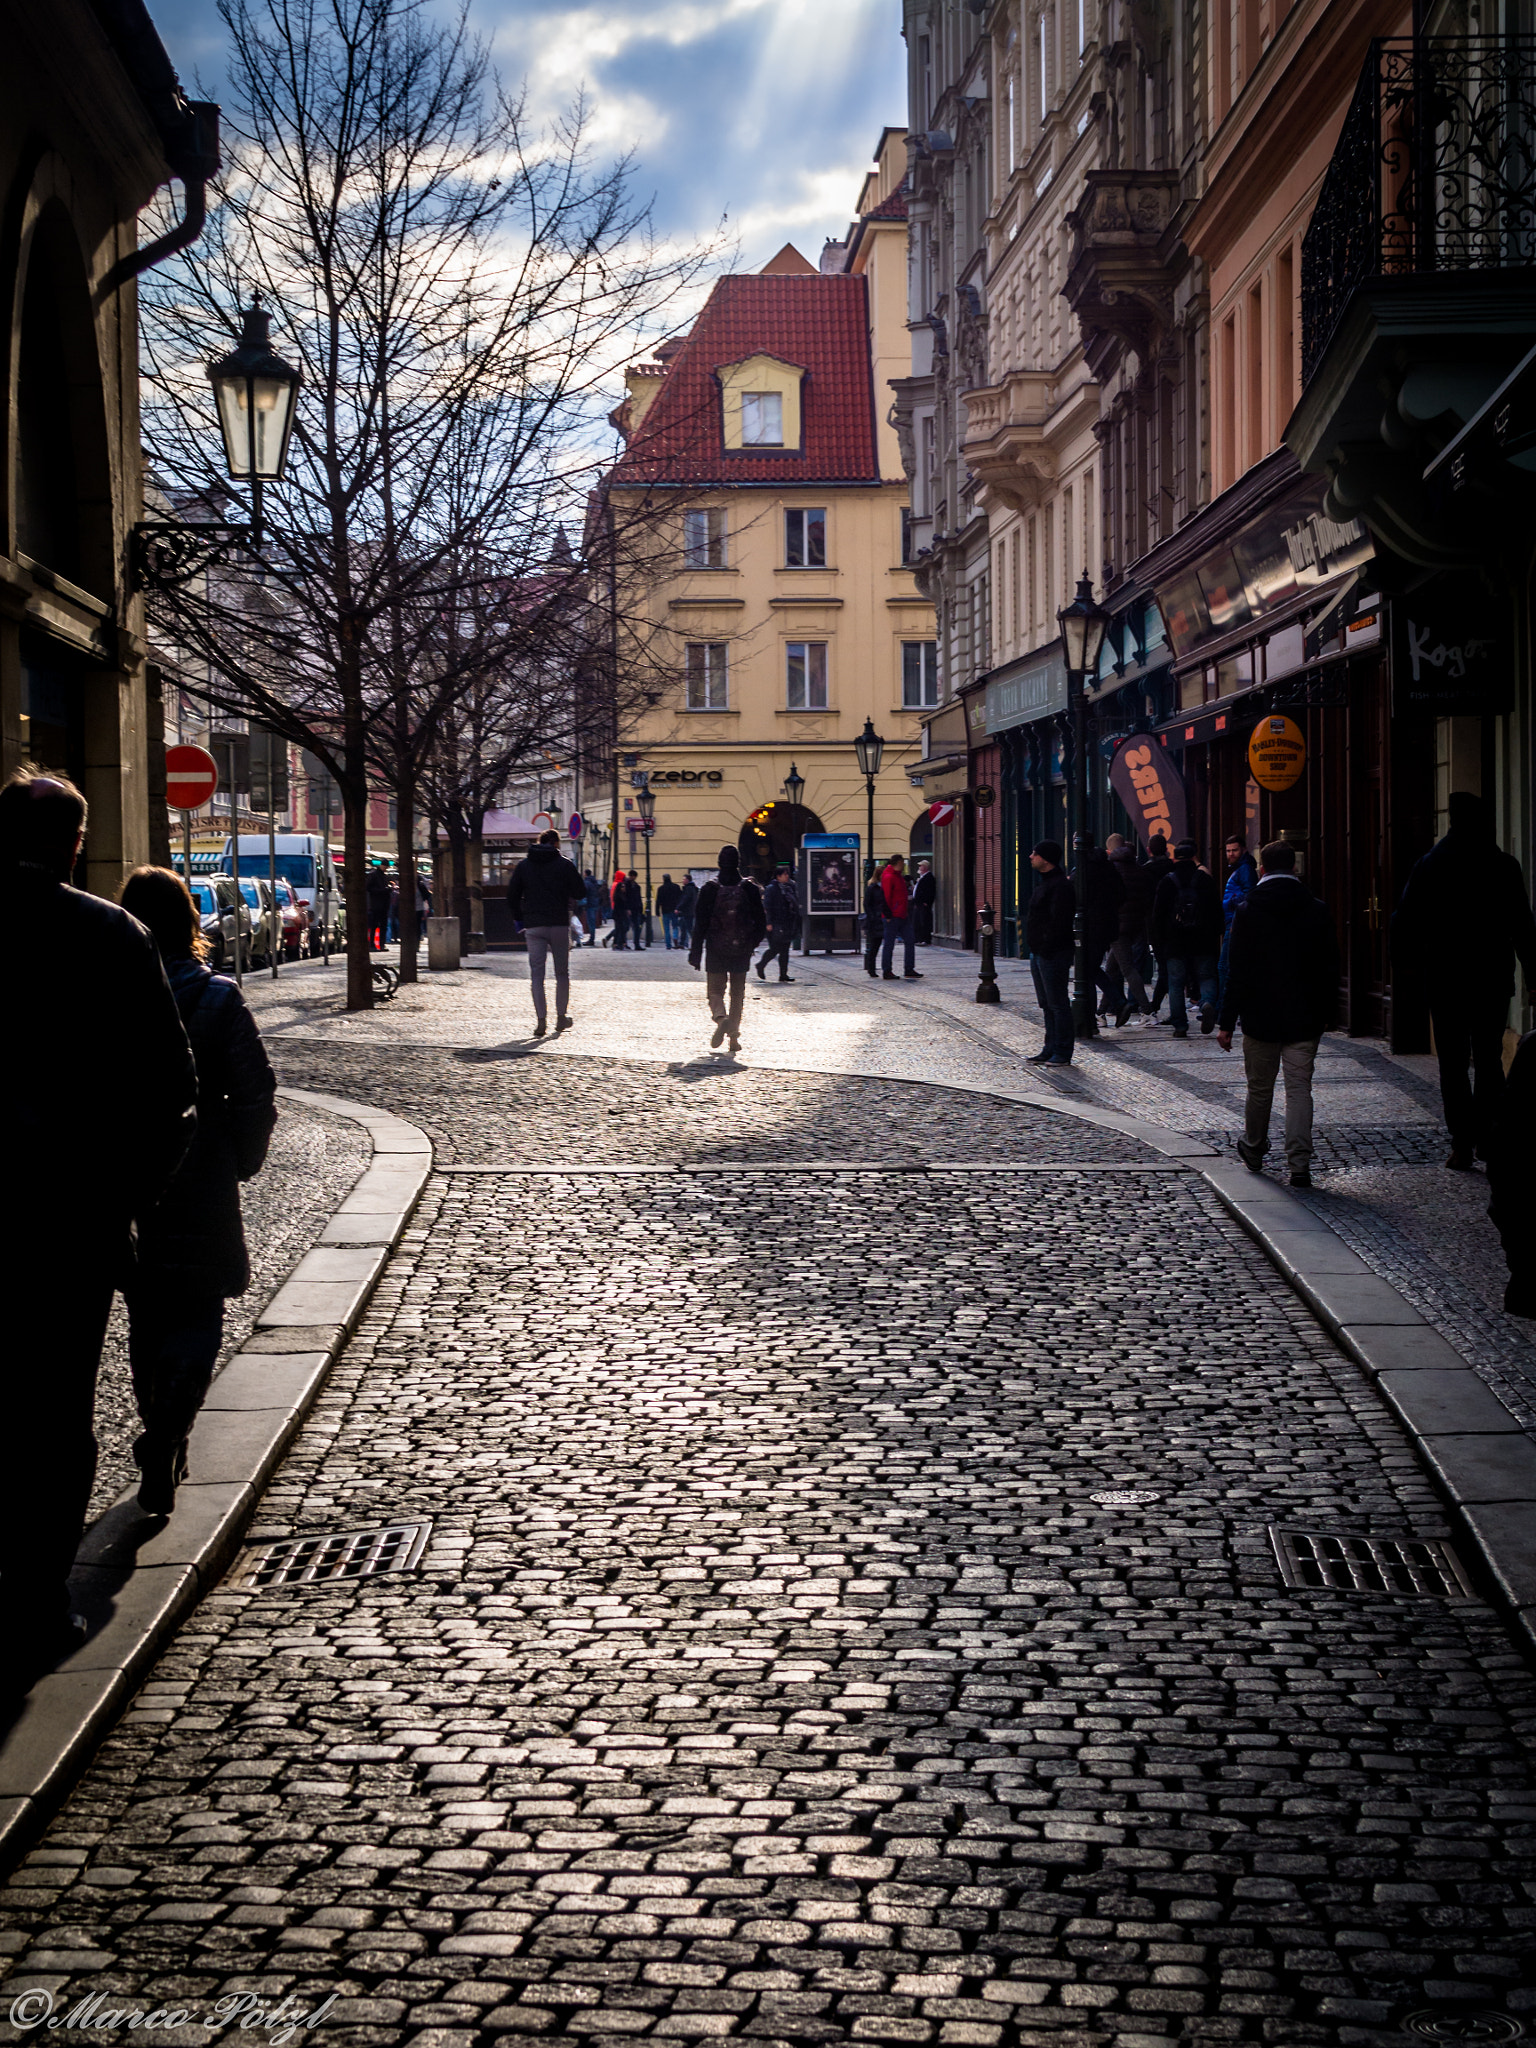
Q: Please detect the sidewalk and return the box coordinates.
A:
[243,938,1536,1446]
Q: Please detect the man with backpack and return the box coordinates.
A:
[756,863,800,982]
[688,845,767,1053]
[1151,838,1222,1037]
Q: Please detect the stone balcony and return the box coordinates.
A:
[960,368,1096,513]
[1063,169,1183,371]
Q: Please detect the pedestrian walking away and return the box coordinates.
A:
[1218,832,1258,1004]
[118,867,278,1515]
[676,875,698,954]
[756,862,800,982]
[1075,830,1123,1022]
[880,853,920,978]
[582,869,603,946]
[1141,830,1174,1014]
[609,869,631,950]
[862,868,885,977]
[1216,840,1338,1187]
[1025,838,1076,1065]
[365,862,391,952]
[1,769,197,1691]
[508,829,587,1036]
[1151,837,1222,1036]
[1392,789,1536,1169]
[1105,833,1154,1023]
[624,871,646,948]
[911,857,936,944]
[688,845,766,1053]
[656,873,683,949]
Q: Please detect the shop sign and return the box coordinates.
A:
[1109,737,1188,850]
[1248,714,1307,792]
[929,799,957,827]
[1390,587,1512,716]
[982,650,1067,734]
[632,768,725,785]
[973,785,996,809]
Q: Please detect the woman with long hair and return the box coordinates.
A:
[118,867,277,1514]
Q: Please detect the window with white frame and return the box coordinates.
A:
[741,392,784,445]
[784,507,826,567]
[683,508,727,568]
[685,642,729,710]
[785,641,828,709]
[902,641,938,709]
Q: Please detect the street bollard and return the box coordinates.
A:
[427,915,460,971]
[976,900,1000,1003]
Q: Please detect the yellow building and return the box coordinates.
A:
[605,133,936,886]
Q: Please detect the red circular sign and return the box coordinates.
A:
[164,743,219,810]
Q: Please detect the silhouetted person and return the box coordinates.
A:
[119,867,277,1514]
[688,845,766,1054]
[911,858,937,944]
[756,863,800,982]
[1,770,196,1687]
[507,829,587,1036]
[1394,792,1536,1169]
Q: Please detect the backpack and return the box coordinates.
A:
[1171,868,1204,931]
[708,881,755,953]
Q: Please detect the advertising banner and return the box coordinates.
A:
[804,846,858,915]
[1109,737,1188,850]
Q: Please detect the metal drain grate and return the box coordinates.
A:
[1400,2011,1525,2042]
[1270,1527,1475,1597]
[229,1521,432,1590]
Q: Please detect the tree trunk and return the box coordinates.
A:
[396,776,419,983]
[344,698,374,1013]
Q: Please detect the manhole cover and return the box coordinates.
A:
[229,1521,433,1589]
[1270,1528,1474,1597]
[1401,2012,1524,2042]
[1089,1490,1161,1507]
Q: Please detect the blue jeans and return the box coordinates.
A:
[663,912,682,948]
[1167,952,1219,1032]
[880,914,915,975]
[1030,949,1074,1061]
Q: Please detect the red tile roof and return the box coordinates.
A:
[863,182,909,221]
[612,273,879,487]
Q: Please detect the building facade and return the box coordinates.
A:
[2,0,213,896]
[603,138,936,898]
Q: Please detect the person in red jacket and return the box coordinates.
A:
[879,854,921,980]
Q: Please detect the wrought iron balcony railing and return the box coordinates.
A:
[1300,37,1536,384]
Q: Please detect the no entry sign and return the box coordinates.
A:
[164,743,219,810]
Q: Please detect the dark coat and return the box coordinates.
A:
[134,959,277,1298]
[6,870,197,1267]
[1393,825,1536,1003]
[1152,858,1223,957]
[1217,875,1338,1043]
[1111,849,1155,940]
[624,878,644,918]
[763,878,800,934]
[1025,865,1075,956]
[1076,847,1124,952]
[677,880,698,918]
[689,875,766,972]
[656,879,682,913]
[863,876,886,927]
[507,844,586,928]
[911,869,937,911]
[366,869,391,914]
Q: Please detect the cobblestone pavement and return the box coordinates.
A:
[242,946,1536,1439]
[89,1100,370,1519]
[4,1072,1536,2047]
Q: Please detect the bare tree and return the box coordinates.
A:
[137,0,719,1007]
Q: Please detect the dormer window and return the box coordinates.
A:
[741,393,783,446]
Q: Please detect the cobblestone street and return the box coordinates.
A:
[3,952,1536,2046]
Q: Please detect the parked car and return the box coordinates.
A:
[188,875,251,971]
[270,876,307,960]
[220,834,341,946]
[230,876,281,967]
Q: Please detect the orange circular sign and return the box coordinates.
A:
[1248,714,1306,792]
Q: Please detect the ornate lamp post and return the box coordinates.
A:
[782,761,805,810]
[133,301,301,589]
[636,779,656,946]
[1057,570,1110,1041]
[852,718,884,880]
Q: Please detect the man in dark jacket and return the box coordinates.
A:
[1393,791,1536,1168]
[676,876,698,952]
[689,846,766,1052]
[656,874,683,949]
[756,863,800,983]
[1075,832,1124,1022]
[911,859,937,944]
[1152,838,1223,1037]
[1025,839,1076,1065]
[1142,831,1174,1014]
[582,870,603,946]
[507,830,587,1036]
[863,869,885,977]
[1,770,197,1683]
[1216,840,1338,1187]
[1106,834,1154,1023]
[365,863,392,951]
[625,872,646,948]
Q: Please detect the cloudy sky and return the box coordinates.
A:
[149,0,909,273]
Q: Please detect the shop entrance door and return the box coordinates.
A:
[1347,660,1390,1036]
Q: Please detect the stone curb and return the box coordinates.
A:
[280,1034,1536,1659]
[0,1089,431,1875]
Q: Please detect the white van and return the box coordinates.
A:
[220,833,340,942]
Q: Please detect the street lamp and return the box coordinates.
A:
[782,762,805,811]
[853,718,885,879]
[636,779,656,946]
[1057,570,1110,1041]
[133,301,302,589]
